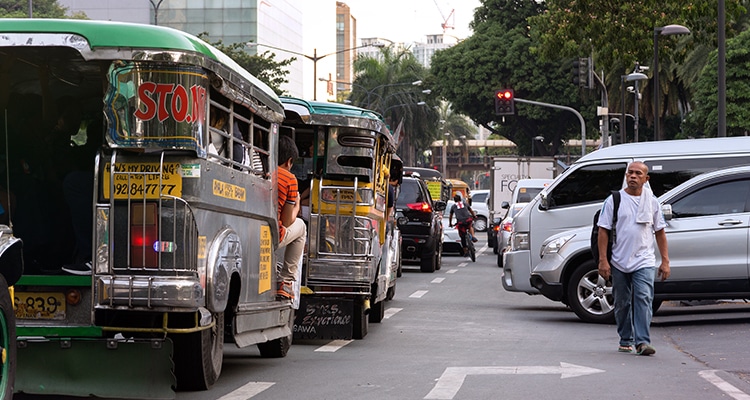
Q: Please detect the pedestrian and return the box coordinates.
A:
[596,161,670,356]
[275,135,307,300]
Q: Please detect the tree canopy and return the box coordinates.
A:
[430,0,586,156]
[201,36,295,96]
[683,28,750,137]
[0,0,86,19]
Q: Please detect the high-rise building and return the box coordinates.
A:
[335,2,356,95]
[412,33,458,68]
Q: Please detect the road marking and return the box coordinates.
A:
[315,339,353,352]
[431,277,445,283]
[216,382,274,399]
[446,269,458,274]
[424,363,605,400]
[383,307,402,319]
[457,262,468,267]
[410,290,428,298]
[699,370,750,399]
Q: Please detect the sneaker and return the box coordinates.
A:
[62,261,93,276]
[636,343,656,356]
[276,281,294,300]
[471,235,478,243]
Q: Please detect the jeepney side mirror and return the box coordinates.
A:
[662,204,673,221]
[433,200,447,212]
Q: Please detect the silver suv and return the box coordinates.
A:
[530,165,750,323]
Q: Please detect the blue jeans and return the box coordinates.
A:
[611,266,656,347]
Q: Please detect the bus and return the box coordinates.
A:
[281,98,398,340]
[0,19,296,398]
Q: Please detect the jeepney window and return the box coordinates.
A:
[206,90,271,178]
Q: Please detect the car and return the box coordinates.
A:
[441,200,465,255]
[494,179,552,265]
[487,216,502,252]
[395,174,446,273]
[529,165,750,324]
[468,189,490,232]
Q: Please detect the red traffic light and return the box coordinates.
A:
[494,89,515,115]
[497,90,513,100]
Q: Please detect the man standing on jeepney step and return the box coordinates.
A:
[276,135,307,300]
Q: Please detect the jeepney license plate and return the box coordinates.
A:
[103,162,182,200]
[14,291,66,320]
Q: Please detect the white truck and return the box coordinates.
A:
[489,157,559,221]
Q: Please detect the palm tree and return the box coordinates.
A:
[350,46,438,166]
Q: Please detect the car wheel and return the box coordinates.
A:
[497,248,504,268]
[566,260,615,324]
[435,246,442,271]
[492,241,498,254]
[473,216,488,232]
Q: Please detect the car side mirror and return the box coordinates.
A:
[661,204,672,221]
[501,201,510,210]
[433,200,447,212]
[539,193,549,210]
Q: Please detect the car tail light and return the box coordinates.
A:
[502,221,513,232]
[407,202,432,213]
[493,224,501,233]
[131,202,158,268]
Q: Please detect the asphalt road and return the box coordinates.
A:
[16,238,750,399]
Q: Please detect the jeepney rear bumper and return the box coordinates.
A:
[96,275,204,309]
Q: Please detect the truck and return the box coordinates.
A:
[488,157,559,221]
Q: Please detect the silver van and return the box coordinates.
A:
[503,136,750,295]
[531,165,750,323]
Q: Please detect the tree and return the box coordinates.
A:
[683,28,750,137]
[350,47,438,166]
[0,0,86,18]
[529,0,746,139]
[201,35,295,96]
[430,0,586,156]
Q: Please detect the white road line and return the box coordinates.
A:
[315,339,354,352]
[410,290,429,298]
[431,277,445,283]
[457,262,468,267]
[446,269,458,274]
[383,307,402,319]
[424,363,604,399]
[699,370,750,399]
[216,382,274,400]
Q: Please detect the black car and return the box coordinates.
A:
[395,175,446,272]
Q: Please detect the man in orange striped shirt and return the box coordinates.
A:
[276,135,307,299]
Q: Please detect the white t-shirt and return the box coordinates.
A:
[597,189,666,273]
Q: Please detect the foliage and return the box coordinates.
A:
[683,28,750,137]
[350,47,439,164]
[429,0,587,156]
[0,0,86,18]
[529,0,747,140]
[202,35,295,96]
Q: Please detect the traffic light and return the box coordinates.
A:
[494,89,515,115]
[571,57,589,88]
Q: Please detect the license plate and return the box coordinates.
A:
[103,162,182,200]
[14,291,66,320]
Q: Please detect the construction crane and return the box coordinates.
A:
[432,0,455,32]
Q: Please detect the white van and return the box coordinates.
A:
[502,136,750,295]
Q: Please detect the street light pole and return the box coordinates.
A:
[247,42,383,101]
[531,136,544,157]
[653,24,690,141]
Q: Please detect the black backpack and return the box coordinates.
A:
[591,191,621,262]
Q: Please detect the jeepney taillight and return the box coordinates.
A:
[131,203,158,268]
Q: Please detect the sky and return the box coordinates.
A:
[345,0,482,43]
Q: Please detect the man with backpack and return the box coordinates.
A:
[596,161,670,356]
[449,193,478,256]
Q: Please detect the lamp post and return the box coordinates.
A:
[247,42,384,101]
[442,130,449,177]
[365,80,423,110]
[653,24,690,141]
[382,101,426,115]
[620,69,648,144]
[531,136,544,157]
